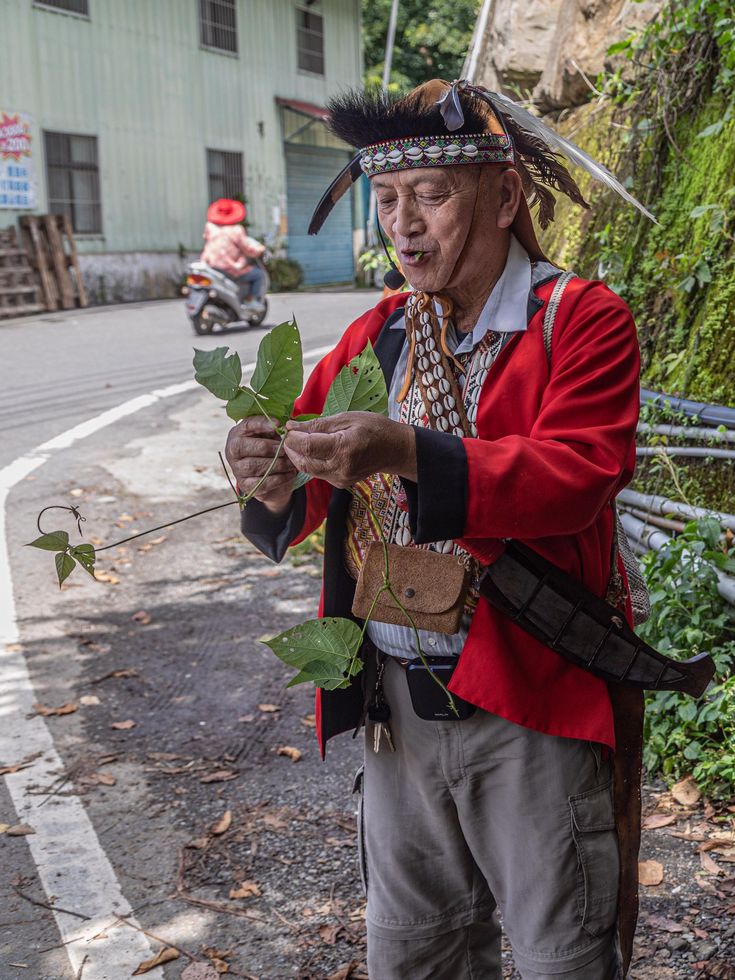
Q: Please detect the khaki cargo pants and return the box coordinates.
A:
[355,657,623,979]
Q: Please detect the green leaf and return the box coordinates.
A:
[28,531,70,552]
[248,318,303,418]
[69,543,96,578]
[193,347,242,401]
[261,617,363,690]
[55,551,76,586]
[697,120,724,139]
[322,341,388,417]
[292,472,312,490]
[226,388,288,423]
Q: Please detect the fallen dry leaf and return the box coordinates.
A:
[238,714,255,723]
[277,746,302,762]
[671,775,701,807]
[94,570,120,584]
[210,811,232,836]
[132,946,179,974]
[319,923,342,945]
[131,610,151,625]
[186,837,210,850]
[229,880,261,899]
[300,713,317,728]
[0,824,10,833]
[199,770,238,784]
[110,719,136,730]
[79,695,101,706]
[116,513,134,524]
[95,772,116,786]
[33,702,77,717]
[326,962,361,980]
[5,824,35,837]
[5,643,22,653]
[642,813,678,830]
[69,488,84,497]
[258,703,279,713]
[700,851,726,875]
[92,667,139,684]
[645,913,684,933]
[182,965,219,980]
[638,860,664,886]
[0,762,34,776]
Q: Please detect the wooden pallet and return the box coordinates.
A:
[19,213,88,311]
[0,226,44,319]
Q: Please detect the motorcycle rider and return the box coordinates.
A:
[200,198,267,303]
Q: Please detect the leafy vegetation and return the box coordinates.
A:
[639,518,735,797]
[362,0,479,89]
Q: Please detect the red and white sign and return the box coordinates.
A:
[0,111,37,209]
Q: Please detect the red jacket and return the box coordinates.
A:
[248,274,640,755]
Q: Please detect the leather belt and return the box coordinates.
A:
[479,541,715,697]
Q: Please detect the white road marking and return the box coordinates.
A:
[0,345,333,978]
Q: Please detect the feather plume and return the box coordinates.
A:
[473,86,659,224]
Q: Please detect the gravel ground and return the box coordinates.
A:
[2,421,734,978]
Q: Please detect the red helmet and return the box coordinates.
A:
[207,198,246,225]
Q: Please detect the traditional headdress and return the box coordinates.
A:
[309,79,655,258]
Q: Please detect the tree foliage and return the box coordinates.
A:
[361,0,480,91]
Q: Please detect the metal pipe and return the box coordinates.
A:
[641,388,735,429]
[620,512,735,606]
[636,445,735,460]
[617,488,735,532]
[638,422,735,444]
[620,505,686,534]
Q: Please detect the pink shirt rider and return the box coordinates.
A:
[201,222,264,277]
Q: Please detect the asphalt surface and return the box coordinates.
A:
[0,292,378,979]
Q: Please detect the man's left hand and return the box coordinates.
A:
[284,412,417,488]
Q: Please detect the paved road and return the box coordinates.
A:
[0,292,379,467]
[0,291,379,980]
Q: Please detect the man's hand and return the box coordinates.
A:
[284,412,417,488]
[225,417,297,514]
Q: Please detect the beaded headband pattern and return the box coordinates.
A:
[359,133,514,177]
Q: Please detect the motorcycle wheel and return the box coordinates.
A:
[191,314,214,335]
[248,299,268,327]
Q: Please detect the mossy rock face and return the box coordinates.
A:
[539,96,735,408]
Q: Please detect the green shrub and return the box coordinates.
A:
[268,257,304,292]
[639,517,735,797]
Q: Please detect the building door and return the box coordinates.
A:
[285,144,353,286]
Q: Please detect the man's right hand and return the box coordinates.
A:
[225,417,297,514]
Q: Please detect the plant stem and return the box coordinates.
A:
[349,486,459,715]
[79,435,289,555]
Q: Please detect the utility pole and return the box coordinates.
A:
[367,0,400,246]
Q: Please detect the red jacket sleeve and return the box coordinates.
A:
[463,281,639,540]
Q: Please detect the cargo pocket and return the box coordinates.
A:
[569,779,619,938]
[352,765,368,895]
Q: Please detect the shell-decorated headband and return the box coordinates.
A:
[359,133,514,176]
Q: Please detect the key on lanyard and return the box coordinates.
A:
[369,699,395,753]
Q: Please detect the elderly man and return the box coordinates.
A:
[226,81,642,979]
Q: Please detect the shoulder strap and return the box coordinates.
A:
[542,270,576,363]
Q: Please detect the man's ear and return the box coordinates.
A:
[496,169,524,230]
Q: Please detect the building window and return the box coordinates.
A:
[207,149,244,202]
[200,0,237,54]
[34,0,89,15]
[44,131,102,234]
[297,7,325,75]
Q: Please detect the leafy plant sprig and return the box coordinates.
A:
[28,318,455,710]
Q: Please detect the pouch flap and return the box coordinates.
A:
[569,780,615,833]
[362,542,468,615]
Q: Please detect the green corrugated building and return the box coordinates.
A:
[0,0,363,299]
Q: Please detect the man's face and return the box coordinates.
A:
[372,165,511,293]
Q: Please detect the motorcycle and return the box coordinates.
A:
[182,257,270,335]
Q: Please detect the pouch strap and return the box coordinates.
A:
[479,541,715,696]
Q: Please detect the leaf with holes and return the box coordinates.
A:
[261,617,364,690]
[27,530,69,552]
[193,347,242,400]
[225,387,288,424]
[322,341,388,417]
[248,317,303,416]
[69,543,96,578]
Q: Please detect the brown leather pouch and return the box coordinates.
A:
[351,542,470,635]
